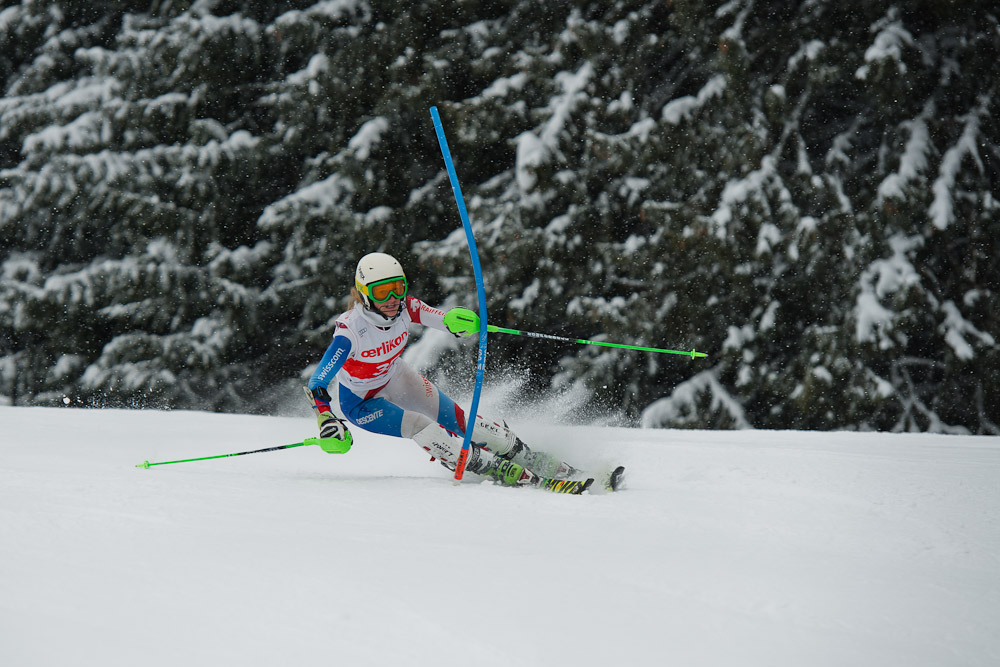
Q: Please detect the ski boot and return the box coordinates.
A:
[470,416,582,481]
[465,445,537,486]
[504,436,581,481]
[467,445,593,494]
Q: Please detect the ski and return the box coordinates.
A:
[537,477,594,495]
[509,438,624,493]
[605,466,626,492]
[479,460,593,495]
[519,445,624,493]
[481,439,620,495]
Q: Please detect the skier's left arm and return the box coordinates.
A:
[404,297,444,330]
[405,297,482,338]
[442,307,480,337]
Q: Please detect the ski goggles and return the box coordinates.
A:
[359,276,408,303]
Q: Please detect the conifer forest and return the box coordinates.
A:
[1,1,997,433]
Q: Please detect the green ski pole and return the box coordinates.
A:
[442,309,707,358]
[135,436,350,469]
[486,325,707,358]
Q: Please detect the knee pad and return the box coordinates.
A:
[400,412,434,440]
[471,415,518,457]
[412,423,463,465]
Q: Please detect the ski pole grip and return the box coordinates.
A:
[443,308,481,336]
[305,436,352,454]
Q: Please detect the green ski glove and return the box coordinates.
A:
[317,413,353,453]
[443,307,481,337]
[304,387,353,454]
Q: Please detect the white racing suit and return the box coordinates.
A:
[307,297,523,474]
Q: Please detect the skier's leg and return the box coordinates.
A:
[380,363,468,436]
[337,382,443,444]
[410,422,538,486]
[337,384,408,437]
[336,381,584,488]
[381,363,520,456]
[439,395,582,478]
[338,381,527,482]
[424,389,577,478]
[370,364,578,481]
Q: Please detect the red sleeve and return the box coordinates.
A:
[405,296,423,323]
[405,296,449,332]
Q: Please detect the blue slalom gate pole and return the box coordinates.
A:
[429,106,488,483]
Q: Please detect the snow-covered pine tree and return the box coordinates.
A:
[415,3,684,399]
[415,0,998,433]
[1,0,996,433]
[1,3,282,409]
[638,1,1000,433]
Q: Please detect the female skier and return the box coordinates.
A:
[305,252,589,492]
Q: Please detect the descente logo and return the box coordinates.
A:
[357,410,383,425]
[360,332,408,358]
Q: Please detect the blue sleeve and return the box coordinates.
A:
[308,335,352,393]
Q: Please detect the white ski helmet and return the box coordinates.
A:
[354,252,407,321]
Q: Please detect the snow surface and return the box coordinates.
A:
[2,406,998,667]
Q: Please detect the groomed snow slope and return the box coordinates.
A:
[1,406,998,666]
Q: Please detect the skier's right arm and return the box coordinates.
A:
[306,334,353,447]
[308,334,352,398]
